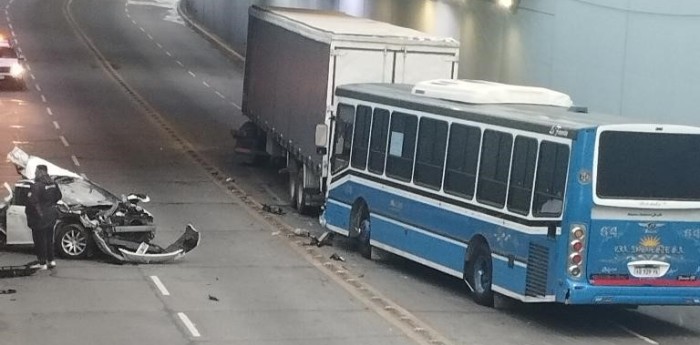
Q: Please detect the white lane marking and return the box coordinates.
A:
[177,312,201,337]
[8,23,12,30]
[80,173,88,179]
[71,155,80,167]
[53,121,60,130]
[11,30,15,38]
[149,276,170,296]
[165,51,172,57]
[147,34,153,40]
[35,84,41,92]
[126,13,130,18]
[46,107,53,116]
[131,19,136,25]
[215,91,225,99]
[156,43,162,49]
[616,324,659,345]
[59,136,69,147]
[139,27,145,32]
[25,64,30,71]
[176,60,184,67]
[230,101,242,110]
[41,94,47,103]
[30,74,36,80]
[202,81,210,88]
[188,70,196,77]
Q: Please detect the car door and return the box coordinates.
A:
[6,181,33,245]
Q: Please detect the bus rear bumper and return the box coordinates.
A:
[565,284,700,305]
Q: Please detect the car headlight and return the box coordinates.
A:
[10,63,23,78]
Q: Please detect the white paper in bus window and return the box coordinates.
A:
[389,132,404,157]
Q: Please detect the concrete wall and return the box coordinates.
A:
[182,0,700,125]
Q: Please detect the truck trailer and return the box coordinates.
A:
[238,5,460,212]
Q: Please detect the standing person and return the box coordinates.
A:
[26,164,63,270]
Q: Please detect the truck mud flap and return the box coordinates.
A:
[92,224,200,264]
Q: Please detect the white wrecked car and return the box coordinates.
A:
[0,148,199,263]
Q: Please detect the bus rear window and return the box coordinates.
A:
[597,131,700,200]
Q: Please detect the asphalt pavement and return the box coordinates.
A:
[0,0,699,344]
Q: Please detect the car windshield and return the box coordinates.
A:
[0,47,17,58]
[55,176,120,206]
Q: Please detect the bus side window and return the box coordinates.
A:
[331,103,356,174]
[507,136,538,215]
[367,108,390,175]
[414,117,448,190]
[533,141,570,217]
[476,130,513,208]
[386,112,418,181]
[444,124,481,199]
[351,105,372,170]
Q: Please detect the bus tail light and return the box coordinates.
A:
[568,224,587,278]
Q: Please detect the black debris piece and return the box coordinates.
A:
[1,265,39,278]
[262,204,285,215]
[329,253,345,262]
[0,289,17,294]
[316,231,333,247]
[208,294,219,302]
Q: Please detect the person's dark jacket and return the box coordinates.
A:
[25,174,63,229]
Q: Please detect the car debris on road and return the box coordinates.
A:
[1,148,200,264]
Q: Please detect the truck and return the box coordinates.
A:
[237,5,460,213]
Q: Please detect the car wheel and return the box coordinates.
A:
[466,244,494,307]
[56,223,90,259]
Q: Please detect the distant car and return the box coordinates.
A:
[0,36,26,90]
[1,148,199,263]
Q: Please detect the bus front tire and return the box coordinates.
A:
[467,244,494,307]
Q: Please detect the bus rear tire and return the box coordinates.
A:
[467,244,494,307]
[350,203,372,259]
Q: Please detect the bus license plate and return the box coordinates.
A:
[633,267,661,278]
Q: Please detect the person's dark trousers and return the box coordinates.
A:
[31,225,55,264]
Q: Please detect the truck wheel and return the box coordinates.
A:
[295,169,310,215]
[56,223,90,259]
[289,171,298,209]
[466,244,494,307]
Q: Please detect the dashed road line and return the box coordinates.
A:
[53,121,60,130]
[202,81,210,88]
[8,23,12,29]
[230,101,241,110]
[147,34,153,40]
[71,155,80,167]
[149,276,170,296]
[30,74,35,80]
[187,70,195,77]
[46,107,53,116]
[177,312,201,338]
[59,135,69,147]
[41,94,47,103]
[214,91,225,99]
[25,64,30,71]
[139,26,145,32]
[131,19,136,25]
[35,84,41,91]
[616,324,659,345]
[156,43,162,49]
[165,51,171,57]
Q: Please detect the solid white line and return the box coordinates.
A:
[46,107,53,116]
[59,136,69,147]
[616,324,658,345]
[35,84,41,92]
[202,81,210,88]
[215,91,225,99]
[149,276,170,296]
[53,121,60,130]
[176,60,184,67]
[188,70,195,77]
[71,155,80,167]
[177,312,201,337]
[41,94,47,103]
[165,51,172,57]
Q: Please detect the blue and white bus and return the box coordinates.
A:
[318,79,700,306]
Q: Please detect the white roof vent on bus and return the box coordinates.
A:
[412,79,574,108]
